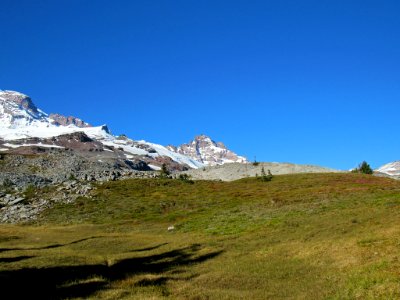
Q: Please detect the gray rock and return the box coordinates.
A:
[8,197,25,206]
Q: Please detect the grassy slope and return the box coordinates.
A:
[0,173,399,299]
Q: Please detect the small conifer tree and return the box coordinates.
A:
[358,161,373,174]
[253,156,259,166]
[160,163,170,178]
[261,166,266,177]
[178,173,194,184]
[260,167,273,181]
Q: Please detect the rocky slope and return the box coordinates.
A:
[167,134,248,166]
[182,162,340,181]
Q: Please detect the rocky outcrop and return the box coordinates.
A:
[168,135,248,166]
[49,113,91,127]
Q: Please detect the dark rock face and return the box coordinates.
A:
[52,132,95,143]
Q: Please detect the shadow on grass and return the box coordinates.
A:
[0,244,223,299]
[0,236,104,253]
[130,242,169,252]
[0,255,35,263]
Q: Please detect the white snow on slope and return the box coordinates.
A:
[141,141,204,169]
[376,161,400,176]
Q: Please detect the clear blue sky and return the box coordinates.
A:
[1,0,399,170]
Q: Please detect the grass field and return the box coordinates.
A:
[1,173,400,299]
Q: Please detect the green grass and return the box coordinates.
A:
[1,173,400,299]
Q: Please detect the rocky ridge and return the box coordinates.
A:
[49,113,91,127]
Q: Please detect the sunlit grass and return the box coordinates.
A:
[1,173,400,299]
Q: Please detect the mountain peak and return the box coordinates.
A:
[195,134,211,140]
[168,135,248,166]
[0,90,40,114]
[0,90,48,127]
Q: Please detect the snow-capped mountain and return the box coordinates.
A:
[167,134,248,166]
[376,161,400,177]
[0,90,48,128]
[0,90,203,170]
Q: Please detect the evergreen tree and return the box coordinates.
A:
[358,161,373,174]
[252,156,259,166]
[260,167,273,181]
[261,166,266,177]
[352,161,373,174]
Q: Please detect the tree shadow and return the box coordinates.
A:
[130,242,169,252]
[0,244,223,299]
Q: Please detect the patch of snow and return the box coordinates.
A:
[149,164,161,171]
[3,143,22,148]
[3,142,64,149]
[22,143,64,149]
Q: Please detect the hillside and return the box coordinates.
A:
[183,161,340,181]
[0,173,399,299]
